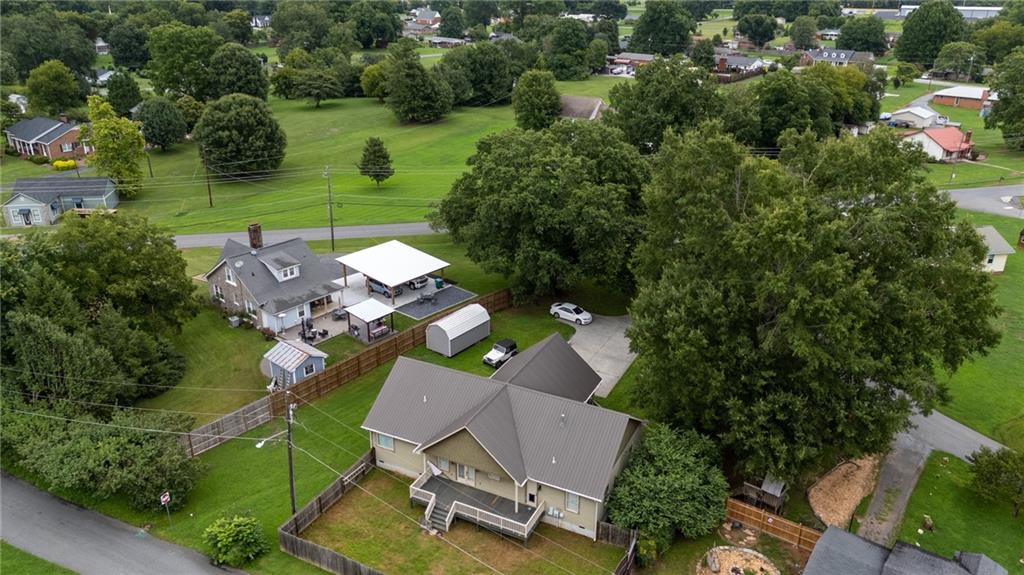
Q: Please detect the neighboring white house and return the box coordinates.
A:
[818,29,841,41]
[94,37,109,54]
[898,4,1002,19]
[7,93,27,114]
[425,303,490,357]
[890,106,938,129]
[901,126,973,161]
[976,225,1014,273]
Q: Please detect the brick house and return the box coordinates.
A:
[4,117,90,159]
[930,86,996,110]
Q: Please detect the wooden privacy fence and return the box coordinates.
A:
[725,498,821,553]
[597,521,635,548]
[278,450,381,575]
[180,396,272,457]
[180,288,513,456]
[612,531,638,575]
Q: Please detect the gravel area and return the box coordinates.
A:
[698,546,780,575]
[808,455,881,527]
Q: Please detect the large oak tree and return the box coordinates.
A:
[627,124,1001,479]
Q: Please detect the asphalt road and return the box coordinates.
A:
[945,184,1024,218]
[0,473,241,575]
[173,221,437,248]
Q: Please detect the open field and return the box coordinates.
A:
[556,75,631,99]
[896,451,1023,572]
[940,212,1024,450]
[1,541,75,575]
[305,470,624,575]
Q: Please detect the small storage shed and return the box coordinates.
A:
[425,303,490,357]
[262,340,328,387]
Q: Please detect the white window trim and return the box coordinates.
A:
[986,254,995,264]
[31,209,41,223]
[213,284,224,300]
[565,491,580,514]
[60,142,74,152]
[225,268,236,285]
[376,433,394,451]
[303,363,315,376]
[437,456,449,472]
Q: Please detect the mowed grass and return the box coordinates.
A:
[0,541,75,575]
[556,75,631,100]
[879,81,933,113]
[636,532,804,575]
[111,76,632,235]
[939,212,1024,450]
[896,451,1023,572]
[304,470,624,575]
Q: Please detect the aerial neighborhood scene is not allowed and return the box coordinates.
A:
[0,0,1022,574]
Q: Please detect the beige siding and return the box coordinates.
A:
[532,480,600,538]
[983,253,1008,273]
[425,429,518,501]
[372,433,422,478]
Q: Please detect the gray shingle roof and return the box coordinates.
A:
[6,177,114,206]
[975,226,1014,255]
[208,238,341,314]
[805,48,868,63]
[805,528,1008,575]
[804,528,895,575]
[491,333,601,402]
[363,356,640,500]
[5,117,77,143]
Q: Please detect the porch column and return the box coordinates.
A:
[514,483,519,513]
[342,263,348,287]
[390,286,395,306]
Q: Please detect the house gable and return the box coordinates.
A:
[425,429,511,481]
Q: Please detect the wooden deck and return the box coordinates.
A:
[412,475,543,540]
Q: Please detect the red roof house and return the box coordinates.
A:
[902,127,974,162]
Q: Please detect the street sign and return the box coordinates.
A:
[160,491,171,506]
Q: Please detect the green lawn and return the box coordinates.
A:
[896,451,1023,573]
[939,212,1024,450]
[0,155,59,188]
[879,81,933,113]
[595,359,642,416]
[305,470,624,575]
[638,532,803,575]
[556,74,632,100]
[1,541,76,575]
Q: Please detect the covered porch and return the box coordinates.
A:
[410,473,543,541]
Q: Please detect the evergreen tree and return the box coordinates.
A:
[385,40,453,123]
[105,72,141,117]
[358,137,394,188]
[896,0,966,66]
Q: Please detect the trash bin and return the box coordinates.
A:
[434,277,444,289]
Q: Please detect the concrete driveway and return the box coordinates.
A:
[564,314,636,398]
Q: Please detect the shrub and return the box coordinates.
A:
[52,159,77,171]
[204,515,270,567]
[28,155,50,165]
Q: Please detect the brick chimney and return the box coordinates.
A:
[59,113,68,124]
[247,223,263,250]
[717,57,727,73]
[964,129,973,144]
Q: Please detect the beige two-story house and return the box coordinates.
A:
[362,335,643,541]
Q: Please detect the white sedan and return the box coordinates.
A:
[550,302,593,325]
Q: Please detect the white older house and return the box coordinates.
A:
[976,226,1013,273]
[890,106,938,129]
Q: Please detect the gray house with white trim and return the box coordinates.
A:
[262,339,328,387]
[2,177,118,227]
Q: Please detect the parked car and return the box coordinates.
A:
[407,276,429,290]
[550,302,593,325]
[483,339,517,368]
[368,277,403,298]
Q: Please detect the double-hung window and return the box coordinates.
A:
[303,363,315,376]
[225,267,235,285]
[565,492,579,514]
[376,433,394,450]
[437,456,449,472]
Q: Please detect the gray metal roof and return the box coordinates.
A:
[5,177,114,206]
[5,117,77,143]
[975,226,1014,255]
[804,528,892,575]
[363,357,640,500]
[883,543,973,575]
[208,238,341,314]
[805,48,868,63]
[264,339,327,372]
[491,333,601,402]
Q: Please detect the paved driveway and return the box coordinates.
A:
[1,474,241,575]
[564,314,636,398]
[945,184,1024,218]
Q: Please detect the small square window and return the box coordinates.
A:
[987,254,995,264]
[303,363,315,376]
[376,434,394,450]
[226,268,235,284]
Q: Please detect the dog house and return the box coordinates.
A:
[425,303,490,357]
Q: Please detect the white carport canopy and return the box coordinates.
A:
[344,298,395,323]
[336,240,450,288]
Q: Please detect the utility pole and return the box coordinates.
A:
[146,152,154,178]
[949,129,968,182]
[324,166,335,252]
[201,146,213,207]
[965,54,975,83]
[286,400,297,515]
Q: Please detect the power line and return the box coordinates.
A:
[3,388,268,419]
[0,366,271,393]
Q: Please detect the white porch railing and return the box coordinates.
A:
[447,500,545,540]
[409,471,436,526]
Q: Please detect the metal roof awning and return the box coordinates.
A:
[336,240,449,288]
[345,298,394,323]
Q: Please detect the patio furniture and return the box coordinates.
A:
[319,328,328,338]
[348,324,361,338]
[417,291,437,305]
[332,308,348,321]
[369,323,390,342]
